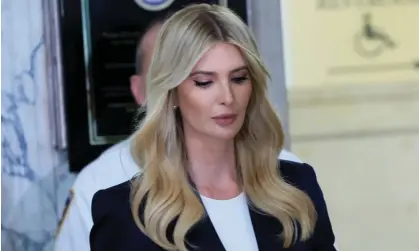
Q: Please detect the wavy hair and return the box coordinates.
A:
[130,4,316,250]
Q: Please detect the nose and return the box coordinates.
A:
[219,81,234,106]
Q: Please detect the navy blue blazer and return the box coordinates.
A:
[90,160,337,251]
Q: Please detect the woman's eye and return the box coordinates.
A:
[194,80,212,88]
[231,76,249,84]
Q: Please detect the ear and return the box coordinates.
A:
[130,75,146,105]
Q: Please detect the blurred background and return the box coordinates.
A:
[1,0,418,250]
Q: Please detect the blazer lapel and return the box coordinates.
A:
[183,176,226,251]
[185,214,226,251]
[249,206,284,251]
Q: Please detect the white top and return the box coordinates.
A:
[200,193,259,251]
[54,137,302,251]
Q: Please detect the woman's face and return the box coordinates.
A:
[177,42,252,141]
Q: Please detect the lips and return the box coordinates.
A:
[212,114,237,126]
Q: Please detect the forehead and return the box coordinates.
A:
[193,42,246,71]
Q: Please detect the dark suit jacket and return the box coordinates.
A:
[90,160,337,251]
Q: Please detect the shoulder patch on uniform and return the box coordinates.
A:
[55,188,74,237]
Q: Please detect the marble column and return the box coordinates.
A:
[1,0,75,250]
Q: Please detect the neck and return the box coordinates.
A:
[185,134,237,188]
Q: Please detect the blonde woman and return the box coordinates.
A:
[90,4,336,251]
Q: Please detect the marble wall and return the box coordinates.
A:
[1,0,75,250]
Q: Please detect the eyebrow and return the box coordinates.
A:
[189,65,248,77]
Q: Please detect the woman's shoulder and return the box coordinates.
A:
[91,180,132,221]
[278,159,317,182]
[279,160,337,249]
[90,180,157,250]
[278,160,325,204]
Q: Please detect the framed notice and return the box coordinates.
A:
[59,0,248,172]
[281,0,419,88]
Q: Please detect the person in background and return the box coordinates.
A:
[53,16,164,251]
[90,4,336,251]
[54,9,302,251]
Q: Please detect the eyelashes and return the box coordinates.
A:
[194,80,212,88]
[193,75,249,88]
[231,76,249,84]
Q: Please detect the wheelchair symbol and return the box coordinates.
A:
[353,13,397,58]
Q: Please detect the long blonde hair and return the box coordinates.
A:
[130,4,316,250]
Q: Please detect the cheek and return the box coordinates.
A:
[237,83,252,108]
[178,90,211,125]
